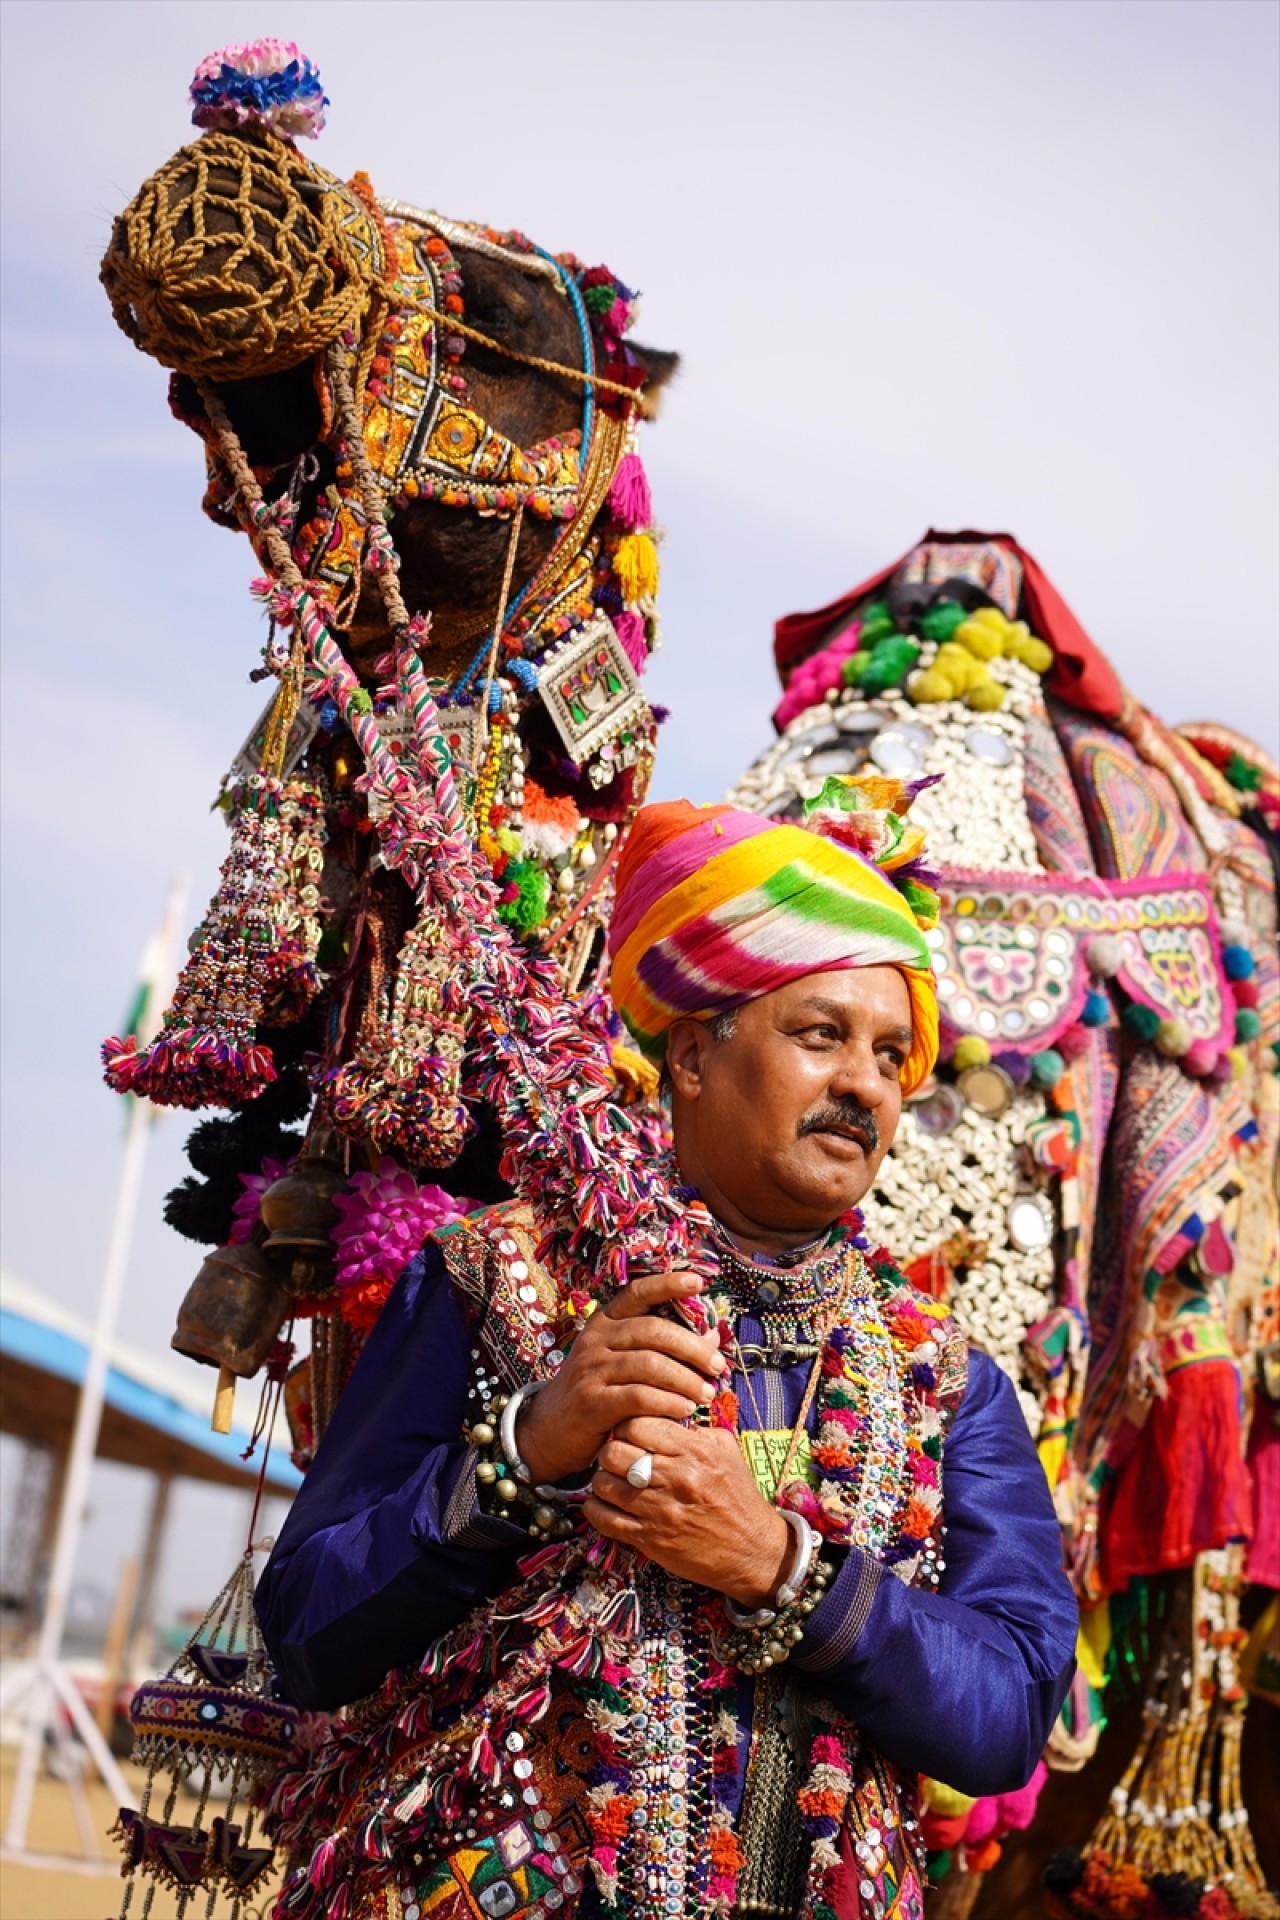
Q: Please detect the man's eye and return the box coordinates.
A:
[797,1025,838,1043]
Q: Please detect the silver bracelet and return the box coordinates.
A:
[724,1511,817,1627]
[497,1380,590,1506]
[498,1380,546,1486]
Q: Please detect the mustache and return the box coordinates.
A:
[798,1099,880,1153]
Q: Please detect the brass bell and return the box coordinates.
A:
[171,1240,292,1378]
[259,1126,347,1284]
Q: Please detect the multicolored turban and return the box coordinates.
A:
[608,778,940,1095]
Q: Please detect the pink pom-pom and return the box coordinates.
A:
[1182,1039,1219,1078]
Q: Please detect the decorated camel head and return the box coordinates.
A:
[98,43,678,1387]
[732,531,1280,1907]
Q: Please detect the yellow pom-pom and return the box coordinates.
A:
[923,1779,978,1819]
[954,616,1003,661]
[1011,633,1054,674]
[953,1035,992,1070]
[907,668,954,704]
[1154,1016,1193,1058]
[965,678,1006,711]
[614,532,658,603]
[1228,1046,1250,1080]
[966,607,1009,636]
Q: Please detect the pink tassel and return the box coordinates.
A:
[606,452,652,531]
[613,610,648,672]
[307,1837,337,1888]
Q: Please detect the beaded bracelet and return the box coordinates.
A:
[465,1385,580,1542]
[718,1532,835,1676]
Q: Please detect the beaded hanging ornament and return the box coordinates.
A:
[103,763,328,1107]
[113,1545,296,1918]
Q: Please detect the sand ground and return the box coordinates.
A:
[0,1743,282,1920]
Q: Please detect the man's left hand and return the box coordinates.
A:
[586,1417,792,1612]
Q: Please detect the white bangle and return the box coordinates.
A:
[724,1511,817,1627]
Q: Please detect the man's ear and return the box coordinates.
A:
[665,1018,707,1101]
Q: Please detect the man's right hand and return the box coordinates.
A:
[514,1270,726,1489]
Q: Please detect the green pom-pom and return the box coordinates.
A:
[926,1850,953,1885]
[583,282,617,316]
[1272,1040,1280,1071]
[842,650,872,687]
[497,860,551,936]
[1123,1002,1162,1044]
[1235,1006,1262,1043]
[350,688,373,715]
[858,599,896,646]
[918,600,967,643]
[860,635,920,696]
[1030,1048,1065,1089]
[1225,750,1263,792]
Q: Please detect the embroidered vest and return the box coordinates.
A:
[263,1205,970,1920]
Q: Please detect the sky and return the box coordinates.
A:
[1,0,1277,1626]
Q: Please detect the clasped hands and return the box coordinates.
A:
[515,1270,792,1612]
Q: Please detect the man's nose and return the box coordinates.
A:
[828,1040,887,1107]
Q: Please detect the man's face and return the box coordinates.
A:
[666,966,913,1234]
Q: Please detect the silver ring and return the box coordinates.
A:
[625,1451,655,1491]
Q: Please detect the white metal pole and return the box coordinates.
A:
[3,875,185,1852]
[4,1094,150,1845]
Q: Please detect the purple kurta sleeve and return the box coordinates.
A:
[790,1349,1077,1795]
[256,1243,525,1710]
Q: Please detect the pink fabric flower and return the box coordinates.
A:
[229,1155,294,1245]
[329,1158,472,1291]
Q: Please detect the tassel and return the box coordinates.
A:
[606,452,652,531]
[1102,1360,1251,1588]
[613,531,658,603]
[613,609,649,673]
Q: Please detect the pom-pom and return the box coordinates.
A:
[1146,1872,1205,1916]
[1227,1045,1249,1079]
[1235,1006,1262,1043]
[1081,988,1111,1027]
[1122,1002,1161,1045]
[1056,1024,1091,1063]
[917,601,966,643]
[190,40,329,139]
[1154,1016,1193,1059]
[1182,1040,1219,1078]
[1218,918,1250,949]
[1221,943,1254,981]
[1085,934,1122,978]
[965,677,1007,712]
[1233,975,1259,1009]
[1042,1849,1086,1896]
[606,452,653,532]
[1207,1055,1234,1089]
[952,1035,992,1071]
[994,1048,1033,1084]
[859,635,919,697]
[953,614,1005,662]
[1029,1048,1065,1089]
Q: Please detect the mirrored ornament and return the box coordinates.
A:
[870,730,924,777]
[1007,1193,1055,1252]
[964,726,1015,766]
[956,1062,1015,1117]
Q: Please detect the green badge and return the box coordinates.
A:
[740,1430,817,1500]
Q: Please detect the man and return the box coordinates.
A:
[258,787,1076,1920]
